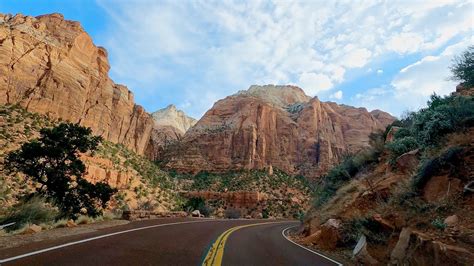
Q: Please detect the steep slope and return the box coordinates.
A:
[162,85,395,178]
[0,13,154,155]
[299,89,474,265]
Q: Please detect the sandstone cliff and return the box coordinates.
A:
[0,13,154,154]
[162,85,395,178]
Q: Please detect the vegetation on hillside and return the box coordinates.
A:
[450,45,474,87]
[4,123,116,220]
[305,47,474,263]
[173,169,312,218]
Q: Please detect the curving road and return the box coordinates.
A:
[0,218,341,266]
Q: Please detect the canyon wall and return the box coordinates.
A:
[0,13,154,154]
[163,85,395,178]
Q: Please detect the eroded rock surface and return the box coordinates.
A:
[163,85,395,178]
[0,13,154,154]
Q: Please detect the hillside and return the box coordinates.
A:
[298,87,474,265]
[161,85,395,179]
[0,104,182,216]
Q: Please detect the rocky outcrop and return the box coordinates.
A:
[0,13,154,154]
[163,85,395,178]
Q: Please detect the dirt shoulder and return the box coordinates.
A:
[0,219,129,250]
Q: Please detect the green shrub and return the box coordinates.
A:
[431,217,447,230]
[0,196,58,231]
[341,217,391,246]
[183,197,211,217]
[450,46,474,87]
[413,147,463,191]
[386,136,419,164]
[313,148,380,207]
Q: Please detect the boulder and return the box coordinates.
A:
[390,227,474,265]
[22,224,42,234]
[395,149,420,173]
[444,215,459,227]
[304,219,342,250]
[390,227,413,264]
[66,219,77,228]
[191,210,201,217]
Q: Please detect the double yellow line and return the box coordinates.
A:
[202,221,283,266]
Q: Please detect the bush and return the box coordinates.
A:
[341,217,391,246]
[386,136,419,164]
[0,196,58,231]
[183,197,211,217]
[431,217,447,230]
[450,46,474,87]
[313,148,380,207]
[413,147,463,191]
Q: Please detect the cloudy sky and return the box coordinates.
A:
[2,0,472,118]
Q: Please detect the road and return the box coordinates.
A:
[0,218,341,266]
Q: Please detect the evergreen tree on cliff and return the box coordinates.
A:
[6,123,117,218]
[450,45,474,87]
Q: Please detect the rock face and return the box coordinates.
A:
[151,104,197,135]
[146,105,197,160]
[163,85,395,178]
[0,13,154,154]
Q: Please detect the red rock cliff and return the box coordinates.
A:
[162,85,395,178]
[0,13,154,154]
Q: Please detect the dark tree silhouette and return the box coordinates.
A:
[6,123,117,218]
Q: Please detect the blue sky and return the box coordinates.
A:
[1,1,472,118]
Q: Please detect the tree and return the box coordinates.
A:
[450,46,474,87]
[5,123,117,218]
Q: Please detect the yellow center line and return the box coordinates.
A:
[202,221,287,266]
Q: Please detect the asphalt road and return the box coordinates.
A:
[0,218,341,266]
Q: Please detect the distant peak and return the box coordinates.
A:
[151,105,197,134]
[236,84,311,107]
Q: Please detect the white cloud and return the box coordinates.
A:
[387,32,424,54]
[392,39,471,98]
[377,69,383,74]
[95,0,473,117]
[329,90,343,100]
[298,73,333,95]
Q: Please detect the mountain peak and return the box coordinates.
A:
[151,105,197,134]
[236,84,311,107]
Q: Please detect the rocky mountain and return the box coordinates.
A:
[151,104,197,135]
[0,13,155,155]
[145,105,196,161]
[162,85,395,178]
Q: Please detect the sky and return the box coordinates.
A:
[1,0,472,119]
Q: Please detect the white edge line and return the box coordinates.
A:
[0,219,220,264]
[281,225,343,266]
